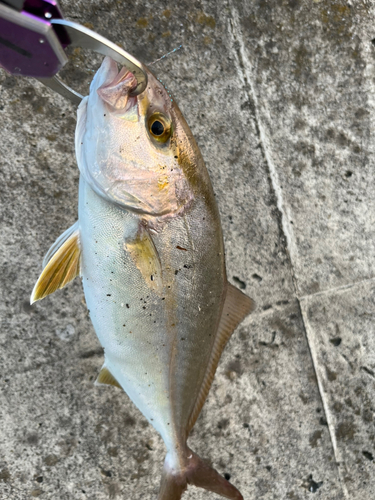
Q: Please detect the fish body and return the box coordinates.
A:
[32,57,254,500]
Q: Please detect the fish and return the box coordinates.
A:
[31,56,255,500]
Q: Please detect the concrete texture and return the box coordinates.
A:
[0,0,374,498]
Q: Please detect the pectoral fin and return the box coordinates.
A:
[30,223,81,304]
[95,366,122,389]
[125,225,162,293]
[187,283,255,433]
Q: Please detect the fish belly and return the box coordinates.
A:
[78,177,226,453]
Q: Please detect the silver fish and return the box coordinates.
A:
[31,56,254,500]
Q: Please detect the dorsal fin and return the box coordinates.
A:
[30,224,81,304]
[187,283,255,434]
[95,366,122,389]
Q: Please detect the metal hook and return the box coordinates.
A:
[37,19,148,105]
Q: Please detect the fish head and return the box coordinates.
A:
[76,56,204,219]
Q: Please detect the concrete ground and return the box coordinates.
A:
[1,0,375,498]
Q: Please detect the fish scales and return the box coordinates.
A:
[31,55,254,500]
[79,176,225,449]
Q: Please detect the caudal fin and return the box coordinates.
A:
[158,449,243,500]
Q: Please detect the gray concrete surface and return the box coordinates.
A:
[0,0,374,498]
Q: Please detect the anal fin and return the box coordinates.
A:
[30,223,81,304]
[187,283,255,433]
[95,366,122,389]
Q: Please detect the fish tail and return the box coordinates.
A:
[158,448,243,500]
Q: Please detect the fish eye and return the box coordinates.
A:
[148,113,172,143]
[151,120,164,136]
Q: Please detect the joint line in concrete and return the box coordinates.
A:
[227,5,349,497]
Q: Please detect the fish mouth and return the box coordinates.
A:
[96,57,139,113]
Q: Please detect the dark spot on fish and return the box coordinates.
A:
[175,270,179,275]
[143,306,146,309]
[176,245,187,251]
[232,276,246,289]
[126,304,130,308]
[345,170,353,178]
[162,297,165,300]
[36,477,43,483]
[107,294,111,297]
[223,473,231,481]
[263,304,272,311]
[184,264,192,269]
[243,423,249,428]
[252,273,263,282]
[150,275,154,281]
[101,469,112,477]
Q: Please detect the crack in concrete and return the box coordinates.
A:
[227,4,349,498]
[299,276,375,301]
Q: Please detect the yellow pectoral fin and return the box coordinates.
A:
[125,225,162,293]
[95,366,122,389]
[30,226,81,304]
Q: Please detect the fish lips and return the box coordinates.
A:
[96,58,138,114]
